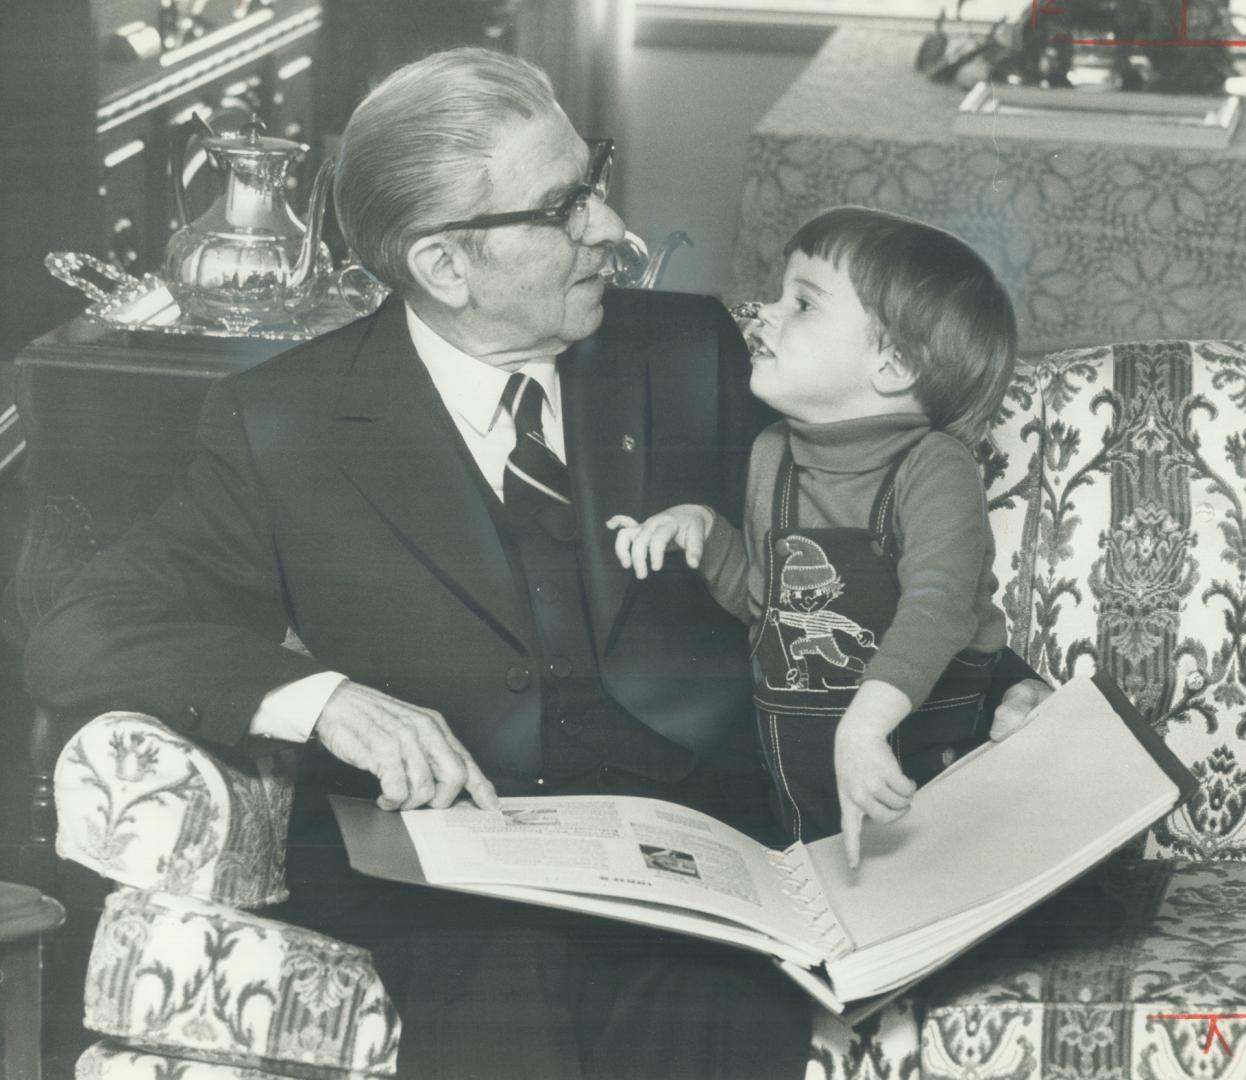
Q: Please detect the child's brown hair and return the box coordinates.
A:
[785,206,1017,446]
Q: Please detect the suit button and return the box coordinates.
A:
[775,539,791,557]
[505,666,531,692]
[941,747,958,768]
[559,714,584,736]
[186,706,202,731]
[549,656,573,679]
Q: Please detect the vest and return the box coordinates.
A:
[488,495,695,793]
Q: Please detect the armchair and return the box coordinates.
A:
[42,336,1246,1080]
[916,338,1246,1079]
[54,710,399,1078]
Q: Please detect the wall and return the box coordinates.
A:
[615,24,821,298]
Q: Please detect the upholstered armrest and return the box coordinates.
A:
[54,712,299,908]
[83,888,400,1076]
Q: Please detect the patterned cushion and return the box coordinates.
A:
[980,359,1044,650]
[983,340,1246,859]
[83,888,399,1077]
[922,858,1246,1079]
[807,999,921,1080]
[55,712,298,907]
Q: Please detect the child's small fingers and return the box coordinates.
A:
[605,514,638,530]
[872,785,912,812]
[875,752,916,796]
[612,527,635,568]
[853,787,907,820]
[867,802,909,825]
[683,525,704,568]
[648,526,670,573]
[631,534,650,578]
[841,805,864,870]
[888,772,917,798]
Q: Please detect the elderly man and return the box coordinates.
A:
[27,47,1044,1079]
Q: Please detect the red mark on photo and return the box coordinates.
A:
[1148,1013,1246,1057]
[1030,1,1067,30]
[1031,0,1246,47]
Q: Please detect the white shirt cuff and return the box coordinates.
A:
[250,671,348,742]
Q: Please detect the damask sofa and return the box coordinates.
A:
[52,338,1246,1079]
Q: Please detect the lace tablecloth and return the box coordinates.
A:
[729,27,1246,354]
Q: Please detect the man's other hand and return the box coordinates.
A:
[990,678,1053,742]
[314,681,500,812]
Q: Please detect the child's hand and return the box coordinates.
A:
[990,678,1052,742]
[606,505,714,579]
[834,688,917,871]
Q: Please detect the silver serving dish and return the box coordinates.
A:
[46,229,695,342]
[45,251,384,341]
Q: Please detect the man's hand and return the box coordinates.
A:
[606,505,715,579]
[314,681,500,812]
[990,678,1053,742]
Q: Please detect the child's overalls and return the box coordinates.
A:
[752,441,998,842]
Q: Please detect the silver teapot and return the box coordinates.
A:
[604,231,692,290]
[164,119,334,329]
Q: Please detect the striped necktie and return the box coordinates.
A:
[500,371,572,515]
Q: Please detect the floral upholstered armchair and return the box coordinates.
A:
[55,709,400,1079]
[914,339,1246,1080]
[807,338,1246,1080]
[53,338,1246,1080]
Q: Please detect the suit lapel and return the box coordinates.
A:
[327,298,528,652]
[560,317,648,653]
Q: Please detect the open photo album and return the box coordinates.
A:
[331,674,1196,1016]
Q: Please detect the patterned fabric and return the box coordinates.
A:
[55,711,297,907]
[83,888,399,1077]
[729,28,1246,354]
[993,340,1246,858]
[922,859,1246,1079]
[807,999,921,1080]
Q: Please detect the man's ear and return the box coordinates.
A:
[871,347,917,396]
[406,236,472,309]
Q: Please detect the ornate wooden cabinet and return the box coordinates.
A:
[0,0,532,364]
[0,0,326,363]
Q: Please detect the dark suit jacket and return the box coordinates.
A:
[26,290,767,795]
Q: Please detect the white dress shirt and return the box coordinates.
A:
[250,304,567,742]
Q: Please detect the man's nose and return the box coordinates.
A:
[756,300,779,327]
[583,196,626,247]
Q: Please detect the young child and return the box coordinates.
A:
[608,206,1017,867]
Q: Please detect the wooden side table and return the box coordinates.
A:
[0,882,65,1080]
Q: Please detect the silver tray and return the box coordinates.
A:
[46,251,384,342]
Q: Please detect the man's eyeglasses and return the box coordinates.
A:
[414,139,614,244]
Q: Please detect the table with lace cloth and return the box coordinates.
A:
[728,26,1246,354]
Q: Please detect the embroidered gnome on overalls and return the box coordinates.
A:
[773,536,876,689]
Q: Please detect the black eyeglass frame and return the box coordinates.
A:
[411,138,614,240]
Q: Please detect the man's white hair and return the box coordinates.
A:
[334,48,560,295]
